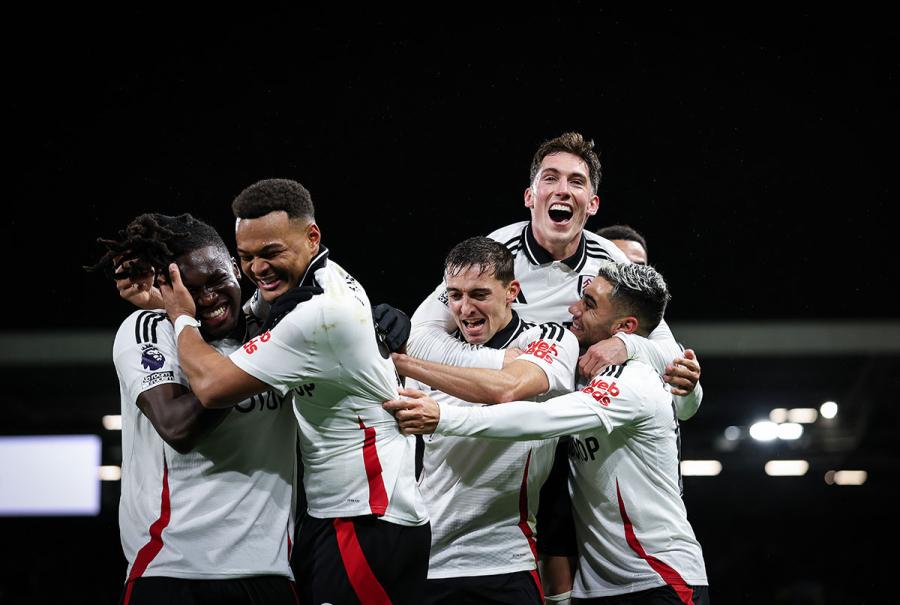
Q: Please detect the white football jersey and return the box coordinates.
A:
[408,221,701,419]
[230,250,428,527]
[413,315,579,579]
[433,360,708,597]
[113,310,296,582]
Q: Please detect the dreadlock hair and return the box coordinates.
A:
[86,213,229,281]
[530,132,602,193]
[595,261,671,336]
[444,236,515,285]
[232,178,315,222]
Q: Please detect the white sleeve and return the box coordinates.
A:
[113,311,188,405]
[436,368,650,440]
[408,282,506,369]
[613,319,702,419]
[229,300,340,396]
[514,325,579,395]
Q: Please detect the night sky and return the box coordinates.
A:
[7,9,896,329]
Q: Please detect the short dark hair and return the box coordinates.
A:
[596,224,648,256]
[444,236,515,285]
[231,178,315,221]
[596,261,670,336]
[530,132,602,193]
[87,213,228,280]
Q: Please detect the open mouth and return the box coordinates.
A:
[462,318,486,329]
[548,203,573,223]
[256,276,283,292]
[200,303,229,323]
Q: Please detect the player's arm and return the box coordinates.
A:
[384,387,605,440]
[392,354,549,404]
[407,283,507,369]
[161,263,270,408]
[137,383,231,453]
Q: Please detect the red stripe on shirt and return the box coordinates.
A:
[333,518,393,605]
[123,460,172,604]
[517,450,544,601]
[616,479,694,605]
[358,418,388,515]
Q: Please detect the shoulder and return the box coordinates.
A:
[616,360,669,400]
[114,309,171,350]
[583,230,629,263]
[486,221,529,250]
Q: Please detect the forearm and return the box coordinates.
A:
[615,320,681,373]
[675,381,703,420]
[397,355,542,404]
[177,327,261,408]
[436,396,601,440]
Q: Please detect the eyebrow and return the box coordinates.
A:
[237,243,284,255]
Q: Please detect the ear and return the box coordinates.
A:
[587,192,600,217]
[612,315,639,335]
[231,257,241,280]
[306,222,321,250]
[524,186,535,209]
[506,280,521,305]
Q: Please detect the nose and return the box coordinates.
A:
[249,258,270,278]
[197,287,218,306]
[568,301,581,318]
[459,295,475,317]
[554,178,571,198]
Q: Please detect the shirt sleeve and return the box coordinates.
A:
[435,366,650,440]
[514,324,579,395]
[408,282,505,369]
[113,311,188,405]
[229,299,340,396]
[613,319,702,419]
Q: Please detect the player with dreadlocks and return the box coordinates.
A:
[91,212,299,605]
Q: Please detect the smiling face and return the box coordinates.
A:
[567,276,636,348]
[235,210,321,303]
[175,245,242,340]
[524,151,600,259]
[445,265,519,345]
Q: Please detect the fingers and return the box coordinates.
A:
[397,387,426,399]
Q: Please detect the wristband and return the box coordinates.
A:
[174,315,201,339]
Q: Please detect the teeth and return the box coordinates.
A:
[550,203,572,212]
[203,305,226,319]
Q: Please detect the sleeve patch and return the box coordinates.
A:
[523,339,559,364]
[580,377,621,407]
[141,371,175,388]
[140,344,166,370]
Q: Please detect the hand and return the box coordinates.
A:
[664,349,701,396]
[113,255,164,309]
[503,347,523,366]
[159,263,197,323]
[391,352,411,376]
[383,387,441,435]
[578,337,627,380]
[373,303,411,354]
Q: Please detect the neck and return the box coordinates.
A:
[532,229,581,260]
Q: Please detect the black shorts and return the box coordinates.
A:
[573,584,710,605]
[536,436,577,557]
[425,570,543,605]
[121,575,298,605]
[293,514,431,605]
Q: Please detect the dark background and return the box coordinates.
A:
[2,8,897,604]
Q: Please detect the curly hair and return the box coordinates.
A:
[86,213,228,280]
[231,178,315,221]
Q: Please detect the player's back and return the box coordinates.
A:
[568,360,707,597]
[113,310,296,581]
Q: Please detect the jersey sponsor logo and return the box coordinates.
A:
[235,390,286,413]
[569,435,601,462]
[140,344,165,370]
[293,383,316,397]
[141,370,175,388]
[578,275,593,296]
[242,330,272,355]
[523,339,559,364]
[581,377,620,406]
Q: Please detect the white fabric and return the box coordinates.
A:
[416,322,579,579]
[113,310,296,581]
[408,220,701,418]
[230,260,428,526]
[434,360,708,597]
